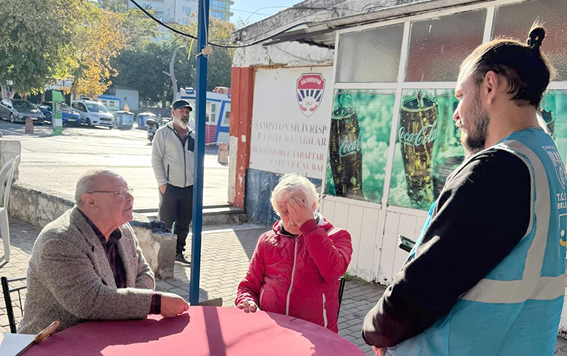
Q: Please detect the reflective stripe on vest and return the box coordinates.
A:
[460,140,564,304]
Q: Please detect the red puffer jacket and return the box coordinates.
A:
[235,216,352,332]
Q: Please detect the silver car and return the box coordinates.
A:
[0,99,45,124]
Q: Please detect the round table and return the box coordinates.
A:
[24,306,366,355]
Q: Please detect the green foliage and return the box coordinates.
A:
[112,42,184,104]
[121,8,160,48]
[112,16,235,103]
[0,1,233,99]
[0,0,81,95]
[169,16,235,91]
[67,2,129,97]
[97,0,127,12]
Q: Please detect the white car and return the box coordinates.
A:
[71,99,114,128]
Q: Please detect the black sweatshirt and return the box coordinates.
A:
[362,148,531,348]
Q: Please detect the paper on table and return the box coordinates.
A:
[0,333,36,356]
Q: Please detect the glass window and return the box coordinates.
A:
[325,89,394,203]
[210,103,217,123]
[406,9,486,82]
[336,24,404,83]
[222,110,230,126]
[388,89,464,210]
[493,0,567,80]
[205,102,210,122]
[541,90,567,162]
[13,100,36,109]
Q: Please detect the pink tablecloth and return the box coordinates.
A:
[24,306,365,356]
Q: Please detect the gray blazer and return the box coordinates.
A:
[19,207,155,334]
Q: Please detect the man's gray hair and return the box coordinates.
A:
[270,173,319,216]
[75,169,123,206]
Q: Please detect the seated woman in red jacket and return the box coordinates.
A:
[235,173,352,333]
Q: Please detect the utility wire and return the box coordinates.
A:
[129,0,314,49]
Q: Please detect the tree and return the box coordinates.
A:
[0,0,81,97]
[97,0,128,12]
[176,16,235,91]
[112,42,178,106]
[111,16,235,103]
[69,3,129,98]
[98,0,159,48]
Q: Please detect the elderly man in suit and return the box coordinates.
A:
[19,169,189,334]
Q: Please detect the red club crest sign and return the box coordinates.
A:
[296,73,325,117]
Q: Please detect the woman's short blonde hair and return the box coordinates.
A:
[270,173,319,216]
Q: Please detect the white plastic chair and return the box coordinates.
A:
[0,156,20,263]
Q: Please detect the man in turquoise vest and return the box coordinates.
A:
[363,26,567,356]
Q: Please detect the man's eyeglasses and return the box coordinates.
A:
[87,188,134,198]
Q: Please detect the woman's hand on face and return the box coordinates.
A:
[287,196,314,228]
[237,300,259,313]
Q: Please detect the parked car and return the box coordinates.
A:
[38,102,82,126]
[71,99,114,129]
[0,99,45,124]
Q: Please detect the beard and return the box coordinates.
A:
[459,92,490,156]
[174,117,189,129]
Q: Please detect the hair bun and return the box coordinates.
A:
[527,27,545,51]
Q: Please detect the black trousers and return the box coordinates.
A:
[159,184,193,254]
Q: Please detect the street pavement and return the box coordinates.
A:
[0,120,229,209]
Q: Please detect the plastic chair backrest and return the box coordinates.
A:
[0,156,19,209]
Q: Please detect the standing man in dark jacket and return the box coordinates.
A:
[152,99,195,264]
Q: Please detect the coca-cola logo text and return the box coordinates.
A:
[339,138,361,157]
[399,124,437,147]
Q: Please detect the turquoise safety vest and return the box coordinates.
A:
[396,128,567,356]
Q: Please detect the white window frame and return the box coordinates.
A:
[209,102,218,124]
[321,0,567,236]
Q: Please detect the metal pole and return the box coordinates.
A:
[189,0,209,305]
[169,46,186,102]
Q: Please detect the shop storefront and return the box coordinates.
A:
[305,0,567,286]
[230,1,567,320]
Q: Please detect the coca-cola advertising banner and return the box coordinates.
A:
[325,89,467,210]
[541,90,567,173]
[388,89,464,210]
[387,89,567,210]
[249,67,333,179]
[325,89,395,203]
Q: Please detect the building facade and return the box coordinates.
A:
[128,0,197,24]
[211,0,233,21]
[230,0,567,334]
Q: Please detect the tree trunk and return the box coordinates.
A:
[70,78,78,103]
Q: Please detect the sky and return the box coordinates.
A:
[230,0,302,26]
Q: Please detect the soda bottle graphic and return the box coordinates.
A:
[399,91,438,204]
[329,90,364,198]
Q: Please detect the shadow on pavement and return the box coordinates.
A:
[234,228,266,260]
